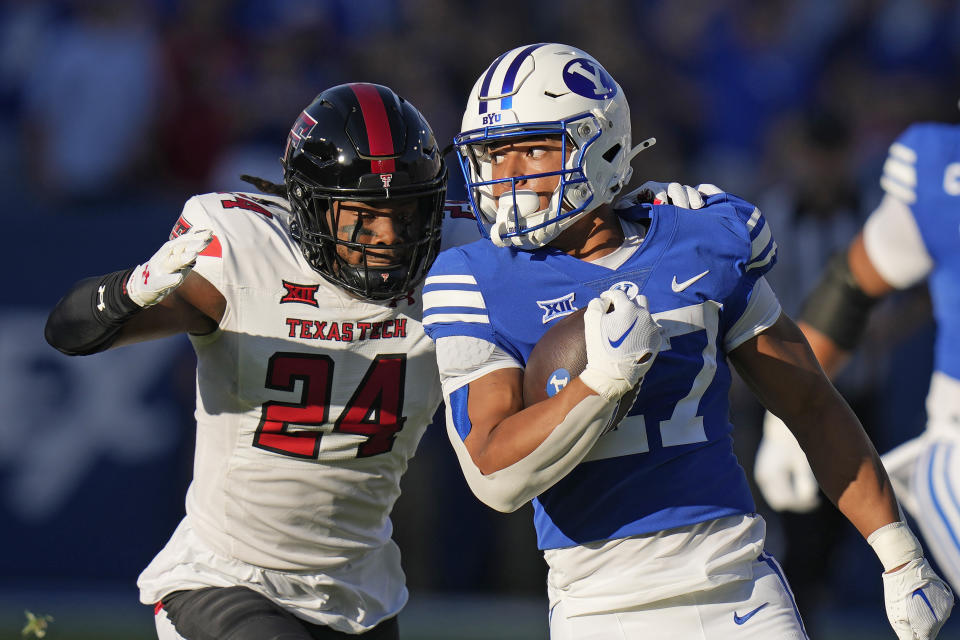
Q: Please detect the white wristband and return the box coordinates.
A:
[867,521,923,572]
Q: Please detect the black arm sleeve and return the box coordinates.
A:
[45,268,142,356]
[799,251,880,351]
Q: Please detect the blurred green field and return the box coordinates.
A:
[5,591,960,640]
[0,592,549,640]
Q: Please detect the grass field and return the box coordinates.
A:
[4,590,960,639]
[0,591,549,640]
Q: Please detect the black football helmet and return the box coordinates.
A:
[282,83,447,300]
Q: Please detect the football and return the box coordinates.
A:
[522,308,588,406]
[522,307,639,429]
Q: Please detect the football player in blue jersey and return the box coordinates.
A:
[755,121,960,595]
[422,43,953,639]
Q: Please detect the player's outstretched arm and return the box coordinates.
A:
[732,312,953,639]
[45,229,223,355]
[754,231,899,513]
[450,290,661,512]
[733,312,897,534]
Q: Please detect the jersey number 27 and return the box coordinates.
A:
[585,301,720,462]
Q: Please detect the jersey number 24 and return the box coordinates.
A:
[253,352,406,460]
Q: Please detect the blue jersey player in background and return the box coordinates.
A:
[422,43,953,639]
[755,121,960,596]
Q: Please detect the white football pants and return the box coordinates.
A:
[883,372,960,592]
[549,552,808,640]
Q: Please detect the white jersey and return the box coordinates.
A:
[138,192,478,631]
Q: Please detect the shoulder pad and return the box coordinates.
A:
[699,193,777,276]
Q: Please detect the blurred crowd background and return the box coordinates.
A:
[1,0,959,637]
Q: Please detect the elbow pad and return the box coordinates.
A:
[800,251,879,351]
[45,269,141,355]
[448,393,618,513]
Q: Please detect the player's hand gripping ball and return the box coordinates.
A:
[523,291,660,431]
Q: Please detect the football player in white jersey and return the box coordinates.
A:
[422,43,953,640]
[45,83,477,640]
[755,121,960,594]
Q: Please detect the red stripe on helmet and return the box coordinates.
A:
[349,83,397,173]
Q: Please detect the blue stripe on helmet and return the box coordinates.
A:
[478,51,510,115]
[500,43,547,111]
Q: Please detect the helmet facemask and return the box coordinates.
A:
[287,172,445,300]
[456,113,610,248]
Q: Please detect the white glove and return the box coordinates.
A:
[637,181,724,209]
[882,557,954,640]
[580,289,662,401]
[754,410,821,513]
[127,229,213,307]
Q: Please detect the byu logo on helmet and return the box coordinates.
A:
[563,59,617,99]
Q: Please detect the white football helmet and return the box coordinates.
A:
[455,43,655,249]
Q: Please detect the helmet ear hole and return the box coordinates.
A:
[602,144,622,163]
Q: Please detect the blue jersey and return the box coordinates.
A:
[423,194,777,549]
[882,123,960,380]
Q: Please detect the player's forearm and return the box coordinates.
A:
[733,317,900,535]
[791,388,900,538]
[468,378,599,474]
[834,454,901,542]
[45,269,141,355]
[46,270,218,355]
[455,386,618,512]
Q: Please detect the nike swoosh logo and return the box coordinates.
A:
[733,602,769,625]
[912,588,938,618]
[608,318,638,348]
[671,270,710,292]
